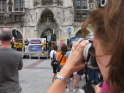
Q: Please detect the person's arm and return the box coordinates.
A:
[47,79,67,93]
[18,55,23,70]
[47,65,72,93]
[46,40,89,93]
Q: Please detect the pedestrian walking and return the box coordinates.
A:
[50,44,58,82]
[0,28,23,93]
[56,44,67,72]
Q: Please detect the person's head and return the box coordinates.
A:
[0,28,12,42]
[84,8,112,81]
[51,44,58,51]
[60,44,67,54]
[67,44,72,51]
[84,2,124,92]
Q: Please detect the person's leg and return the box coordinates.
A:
[52,65,57,82]
[52,73,57,82]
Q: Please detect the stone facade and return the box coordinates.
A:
[23,0,75,45]
[0,0,100,45]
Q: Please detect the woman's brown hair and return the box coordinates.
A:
[104,0,124,93]
[83,8,111,52]
[84,5,124,93]
[60,44,67,55]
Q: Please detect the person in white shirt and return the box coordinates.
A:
[50,44,58,82]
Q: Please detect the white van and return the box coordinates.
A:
[24,38,48,58]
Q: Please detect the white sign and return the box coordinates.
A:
[66,26,74,33]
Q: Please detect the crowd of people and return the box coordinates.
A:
[47,0,124,93]
[50,41,102,92]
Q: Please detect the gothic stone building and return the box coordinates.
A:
[0,0,103,45]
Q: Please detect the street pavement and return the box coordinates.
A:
[19,59,52,93]
[19,59,86,93]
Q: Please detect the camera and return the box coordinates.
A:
[83,41,98,67]
[83,42,92,61]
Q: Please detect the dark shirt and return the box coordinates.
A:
[0,48,23,93]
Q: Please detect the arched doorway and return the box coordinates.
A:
[41,28,56,42]
[37,9,58,52]
[40,9,55,23]
[38,9,58,41]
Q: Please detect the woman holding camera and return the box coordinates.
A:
[46,0,124,93]
[47,8,105,93]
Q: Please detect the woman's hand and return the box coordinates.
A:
[95,83,102,93]
[59,40,89,78]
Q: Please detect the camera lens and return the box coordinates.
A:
[83,41,95,61]
[89,44,95,56]
[83,43,92,61]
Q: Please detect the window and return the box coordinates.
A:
[56,0,63,6]
[42,0,53,5]
[14,0,24,11]
[0,0,7,12]
[89,0,94,3]
[76,0,81,8]
[0,16,4,22]
[82,0,88,9]
[15,15,22,22]
[73,0,88,22]
[41,10,55,23]
[74,0,88,9]
[89,3,94,9]
[34,0,39,6]
[74,10,88,22]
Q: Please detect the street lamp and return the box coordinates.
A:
[66,26,74,46]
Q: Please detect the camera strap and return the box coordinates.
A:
[83,60,95,93]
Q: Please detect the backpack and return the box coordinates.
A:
[51,52,59,66]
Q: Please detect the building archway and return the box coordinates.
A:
[37,9,58,42]
[40,9,55,23]
[41,28,56,41]
[37,9,59,52]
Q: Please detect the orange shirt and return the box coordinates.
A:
[56,52,67,66]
